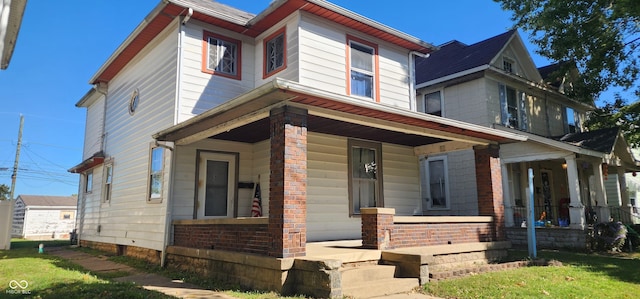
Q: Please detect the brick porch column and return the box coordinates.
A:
[473,145,504,241]
[361,208,395,249]
[268,106,307,258]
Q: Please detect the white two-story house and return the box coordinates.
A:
[69,1,527,296]
[415,30,640,248]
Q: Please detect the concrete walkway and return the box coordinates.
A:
[47,246,237,299]
[47,246,442,299]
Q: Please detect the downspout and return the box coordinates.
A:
[161,7,192,268]
[409,51,429,112]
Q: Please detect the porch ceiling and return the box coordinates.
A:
[214,115,447,146]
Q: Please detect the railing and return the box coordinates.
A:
[609,206,640,224]
[512,205,571,227]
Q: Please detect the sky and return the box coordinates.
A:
[0,0,572,197]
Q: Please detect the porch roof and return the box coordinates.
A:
[153,78,526,149]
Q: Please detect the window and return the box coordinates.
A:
[503,58,514,73]
[148,147,164,202]
[263,27,286,78]
[85,171,93,193]
[421,156,450,210]
[564,106,579,133]
[202,31,241,80]
[423,91,442,116]
[60,211,74,220]
[348,139,383,215]
[499,84,528,130]
[128,89,139,115]
[103,163,113,203]
[347,35,379,101]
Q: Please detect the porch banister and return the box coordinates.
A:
[565,155,585,229]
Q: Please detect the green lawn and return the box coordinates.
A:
[0,239,174,299]
[423,249,640,299]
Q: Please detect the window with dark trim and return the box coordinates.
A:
[423,91,442,116]
[202,30,242,80]
[346,35,379,101]
[348,139,383,215]
[263,27,286,78]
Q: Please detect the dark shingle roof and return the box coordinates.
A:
[17,195,77,207]
[554,127,621,153]
[537,61,567,88]
[416,29,516,85]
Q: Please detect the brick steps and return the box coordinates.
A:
[341,264,419,298]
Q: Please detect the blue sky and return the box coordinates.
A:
[0,0,561,197]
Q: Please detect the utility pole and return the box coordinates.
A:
[9,115,24,201]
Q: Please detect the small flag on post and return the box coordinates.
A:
[251,183,262,217]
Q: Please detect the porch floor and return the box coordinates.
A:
[305,240,381,263]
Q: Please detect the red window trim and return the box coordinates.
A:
[202,30,242,80]
[262,26,287,79]
[345,34,380,103]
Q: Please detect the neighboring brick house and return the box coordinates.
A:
[68,0,527,296]
[415,30,640,247]
[11,195,77,240]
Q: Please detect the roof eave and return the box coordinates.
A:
[1,0,27,69]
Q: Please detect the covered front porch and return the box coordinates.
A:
[499,127,640,249]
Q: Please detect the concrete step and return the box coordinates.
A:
[342,277,419,298]
[341,264,396,285]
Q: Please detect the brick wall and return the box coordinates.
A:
[269,106,307,258]
[173,223,270,255]
[80,240,161,263]
[361,209,495,249]
[474,145,505,240]
[505,227,589,250]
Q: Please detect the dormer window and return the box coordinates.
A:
[503,58,514,73]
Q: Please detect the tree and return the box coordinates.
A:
[496,0,640,145]
[494,0,640,101]
[584,96,640,147]
[0,184,9,200]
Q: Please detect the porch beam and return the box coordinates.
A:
[413,141,475,156]
[500,151,568,164]
[302,105,491,145]
[174,108,273,145]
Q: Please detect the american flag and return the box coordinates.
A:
[251,183,262,217]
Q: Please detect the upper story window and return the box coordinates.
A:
[564,106,580,133]
[263,27,286,78]
[203,31,241,80]
[503,57,514,73]
[148,147,164,202]
[347,35,379,102]
[423,91,443,116]
[499,84,528,130]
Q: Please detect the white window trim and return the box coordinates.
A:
[85,170,93,194]
[422,155,450,210]
[500,84,528,130]
[422,89,444,117]
[102,160,113,204]
[503,56,515,73]
[564,106,580,133]
[147,146,165,203]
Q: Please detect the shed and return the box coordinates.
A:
[12,195,77,240]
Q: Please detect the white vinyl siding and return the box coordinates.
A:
[82,21,179,251]
[298,13,411,109]
[82,95,105,159]
[179,20,256,122]
[255,16,300,86]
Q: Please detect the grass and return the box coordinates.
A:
[422,249,640,299]
[0,239,175,298]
